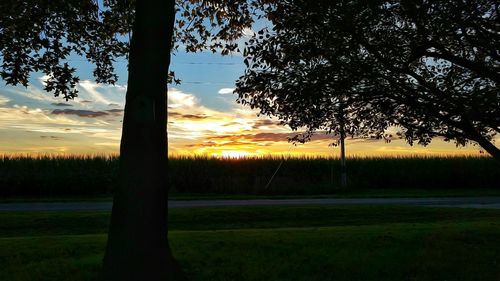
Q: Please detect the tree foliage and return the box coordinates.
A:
[0,1,265,280]
[0,0,134,100]
[0,0,260,98]
[236,0,500,158]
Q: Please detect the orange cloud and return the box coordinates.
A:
[0,81,490,157]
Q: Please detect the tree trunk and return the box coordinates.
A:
[462,122,500,161]
[102,1,186,280]
[338,101,348,188]
[473,135,500,161]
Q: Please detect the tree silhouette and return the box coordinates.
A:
[236,0,499,160]
[1,0,260,280]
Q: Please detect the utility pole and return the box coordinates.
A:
[338,96,347,188]
[339,123,347,188]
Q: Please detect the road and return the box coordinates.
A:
[1,197,500,212]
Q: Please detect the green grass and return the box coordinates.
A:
[169,188,500,200]
[2,205,500,237]
[172,222,500,281]
[3,188,500,203]
[1,205,500,280]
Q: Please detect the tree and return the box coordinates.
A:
[101,1,181,280]
[236,0,395,185]
[1,0,259,280]
[236,0,500,160]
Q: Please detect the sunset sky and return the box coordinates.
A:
[0,48,492,157]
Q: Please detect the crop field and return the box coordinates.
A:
[0,155,499,198]
[1,205,500,281]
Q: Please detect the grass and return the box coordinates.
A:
[3,188,500,203]
[1,205,500,280]
[169,188,500,200]
[1,155,499,198]
[173,222,500,281]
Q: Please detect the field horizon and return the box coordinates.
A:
[1,154,498,199]
[1,153,494,160]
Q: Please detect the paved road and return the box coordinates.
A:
[1,197,500,212]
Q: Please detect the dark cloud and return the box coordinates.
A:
[184,140,272,148]
[251,119,278,129]
[182,114,208,120]
[168,112,182,118]
[108,103,120,107]
[40,135,63,140]
[106,109,124,114]
[51,102,73,107]
[168,111,208,120]
[80,100,93,103]
[255,132,299,141]
[207,132,293,142]
[51,109,109,118]
[205,132,335,143]
[242,132,293,142]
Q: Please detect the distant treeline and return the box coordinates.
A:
[0,155,498,197]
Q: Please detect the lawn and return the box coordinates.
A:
[3,188,500,204]
[1,205,499,280]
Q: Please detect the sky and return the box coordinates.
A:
[0,36,493,158]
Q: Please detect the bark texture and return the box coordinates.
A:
[102,0,186,280]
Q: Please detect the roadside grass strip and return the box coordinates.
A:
[1,206,499,280]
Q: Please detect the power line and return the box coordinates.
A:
[182,81,236,85]
[62,59,243,66]
[173,62,243,65]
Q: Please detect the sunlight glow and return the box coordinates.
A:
[217,150,253,159]
[0,80,491,157]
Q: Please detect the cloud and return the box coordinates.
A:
[3,84,62,104]
[7,78,478,157]
[218,88,235,95]
[185,140,272,148]
[0,95,9,105]
[181,114,208,120]
[73,80,126,109]
[168,88,199,109]
[0,103,118,138]
[40,135,63,140]
[201,132,340,146]
[252,119,278,129]
[51,102,73,107]
[207,132,293,142]
[166,89,260,135]
[222,121,244,127]
[106,109,124,114]
[51,109,109,118]
[242,27,255,37]
[168,111,208,120]
[0,79,126,154]
[77,80,114,105]
[1,76,126,111]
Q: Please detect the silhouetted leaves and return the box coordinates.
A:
[236,0,499,158]
[0,0,131,100]
[0,0,260,99]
